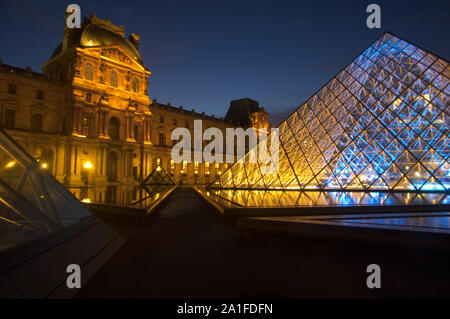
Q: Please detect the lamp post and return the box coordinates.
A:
[83,161,93,186]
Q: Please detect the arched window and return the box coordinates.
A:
[84,63,94,80]
[110,70,118,87]
[132,77,139,93]
[109,117,120,140]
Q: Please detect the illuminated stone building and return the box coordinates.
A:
[0,13,269,197]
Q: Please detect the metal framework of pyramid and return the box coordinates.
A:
[142,165,175,186]
[212,32,449,192]
[0,128,92,254]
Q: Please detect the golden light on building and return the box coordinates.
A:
[170,160,175,175]
[194,162,199,175]
[181,161,188,174]
[0,12,243,189]
[83,161,93,169]
[5,161,15,168]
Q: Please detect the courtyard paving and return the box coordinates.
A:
[75,188,450,298]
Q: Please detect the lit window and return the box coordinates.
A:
[110,70,118,87]
[205,162,210,175]
[84,63,94,80]
[170,160,175,175]
[156,158,161,166]
[194,162,199,175]
[181,161,187,174]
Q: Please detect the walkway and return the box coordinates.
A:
[75,188,450,298]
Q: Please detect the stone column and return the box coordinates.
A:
[72,108,79,135]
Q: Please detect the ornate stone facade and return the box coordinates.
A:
[0,14,236,201]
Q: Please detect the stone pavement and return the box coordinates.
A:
[75,188,450,298]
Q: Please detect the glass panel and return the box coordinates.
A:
[211,33,449,194]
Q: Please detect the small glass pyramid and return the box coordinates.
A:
[212,32,449,192]
[142,165,175,186]
[0,128,92,253]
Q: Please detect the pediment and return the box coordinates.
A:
[83,45,147,71]
[30,103,48,111]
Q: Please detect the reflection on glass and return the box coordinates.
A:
[0,129,92,254]
[200,189,450,208]
[69,184,173,209]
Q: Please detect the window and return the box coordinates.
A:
[214,162,221,175]
[181,161,187,174]
[30,114,43,132]
[109,117,120,140]
[170,160,175,175]
[132,77,139,93]
[134,125,139,142]
[194,162,199,175]
[37,89,44,100]
[156,158,161,166]
[84,63,93,80]
[205,162,210,175]
[8,84,16,95]
[173,118,177,126]
[160,116,164,123]
[4,109,15,129]
[159,133,165,146]
[110,70,118,87]
[86,93,92,103]
[81,117,91,137]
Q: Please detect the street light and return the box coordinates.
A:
[83,161,93,169]
[82,161,93,186]
[5,161,15,168]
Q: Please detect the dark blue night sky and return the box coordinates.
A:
[1,0,449,121]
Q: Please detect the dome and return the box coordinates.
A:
[80,24,143,64]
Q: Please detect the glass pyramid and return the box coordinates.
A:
[0,128,92,254]
[142,165,175,186]
[212,32,449,192]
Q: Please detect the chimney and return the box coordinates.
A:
[129,33,140,49]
